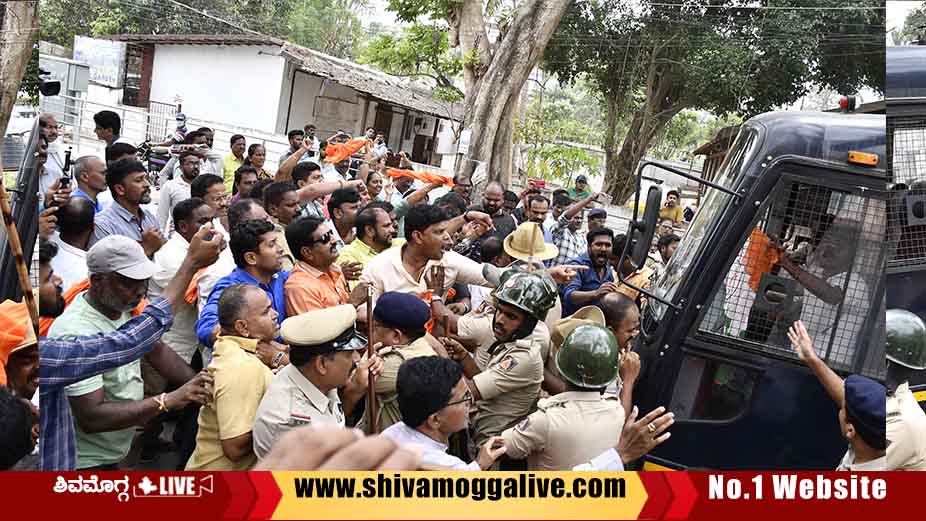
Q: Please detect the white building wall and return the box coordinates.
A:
[148,45,286,134]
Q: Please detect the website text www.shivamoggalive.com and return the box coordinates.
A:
[293,474,627,502]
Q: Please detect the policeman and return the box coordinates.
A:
[363,291,437,434]
[501,324,624,470]
[444,271,557,469]
[788,321,885,470]
[885,309,926,470]
[836,375,887,470]
[252,304,379,459]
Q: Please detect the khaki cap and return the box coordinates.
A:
[281,304,367,353]
[550,305,606,353]
[504,222,558,262]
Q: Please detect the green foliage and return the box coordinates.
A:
[385,0,462,23]
[648,111,741,162]
[521,143,601,184]
[516,81,605,183]
[360,21,464,99]
[895,5,926,45]
[40,0,375,60]
[20,46,40,105]
[545,0,884,120]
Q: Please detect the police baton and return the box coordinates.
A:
[366,284,378,434]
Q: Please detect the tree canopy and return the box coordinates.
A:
[40,0,374,60]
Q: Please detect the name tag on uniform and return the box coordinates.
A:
[289,412,312,426]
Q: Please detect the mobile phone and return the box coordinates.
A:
[596,193,613,205]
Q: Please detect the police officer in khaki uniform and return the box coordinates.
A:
[252,304,379,459]
[885,309,926,471]
[444,270,557,470]
[501,324,625,470]
[362,291,437,433]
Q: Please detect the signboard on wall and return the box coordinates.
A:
[73,36,127,88]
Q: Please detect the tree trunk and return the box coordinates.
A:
[0,1,38,162]
[602,88,624,203]
[603,53,687,203]
[454,0,571,185]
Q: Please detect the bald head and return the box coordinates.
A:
[58,197,95,239]
[600,292,640,350]
[482,181,505,216]
[73,155,107,195]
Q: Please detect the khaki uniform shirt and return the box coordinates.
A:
[501,391,624,470]
[361,336,437,434]
[458,309,552,370]
[186,335,273,470]
[836,449,886,471]
[252,363,345,459]
[887,382,926,470]
[471,337,544,448]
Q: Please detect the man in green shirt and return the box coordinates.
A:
[567,175,592,200]
[48,235,211,470]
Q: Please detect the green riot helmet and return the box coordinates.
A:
[555,324,621,388]
[494,271,557,322]
[886,309,926,370]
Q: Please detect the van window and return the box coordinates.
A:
[698,176,884,373]
[668,357,757,421]
[888,122,926,267]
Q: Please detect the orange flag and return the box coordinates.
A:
[324,138,368,164]
[385,168,454,188]
[184,267,208,305]
[39,279,147,337]
[743,228,781,293]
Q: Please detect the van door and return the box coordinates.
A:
[643,164,887,470]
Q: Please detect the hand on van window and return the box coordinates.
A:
[787,320,818,363]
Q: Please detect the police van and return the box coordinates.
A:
[617,108,888,470]
[885,45,926,411]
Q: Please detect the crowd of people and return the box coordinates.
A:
[0,108,920,473]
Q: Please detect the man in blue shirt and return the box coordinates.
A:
[561,228,617,317]
[196,219,289,348]
[40,225,224,470]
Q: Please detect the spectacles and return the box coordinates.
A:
[310,230,334,246]
[445,389,473,407]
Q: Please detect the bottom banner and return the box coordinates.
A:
[1,471,911,520]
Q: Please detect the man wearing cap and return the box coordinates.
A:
[47,235,212,470]
[501,324,627,470]
[186,284,278,470]
[551,191,600,267]
[362,292,438,433]
[381,356,507,470]
[567,175,592,201]
[884,309,926,470]
[588,208,607,232]
[788,321,886,470]
[252,305,380,459]
[444,271,557,469]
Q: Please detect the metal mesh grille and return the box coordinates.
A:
[699,178,884,374]
[888,116,926,268]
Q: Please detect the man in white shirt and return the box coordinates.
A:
[49,197,96,292]
[39,114,65,195]
[381,356,506,470]
[157,151,199,234]
[197,199,269,318]
[151,198,215,364]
